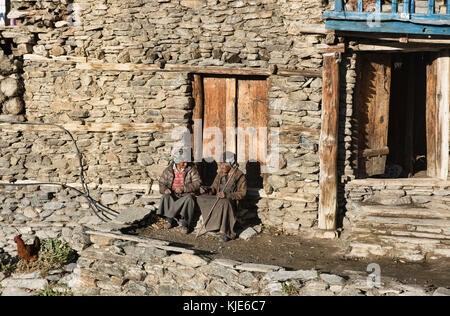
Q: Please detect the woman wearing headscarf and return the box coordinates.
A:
[197,152,247,242]
[157,149,201,234]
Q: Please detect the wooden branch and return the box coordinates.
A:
[318,53,340,231]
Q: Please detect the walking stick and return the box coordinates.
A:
[196,167,237,238]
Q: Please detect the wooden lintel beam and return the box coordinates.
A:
[317,43,346,54]
[0,122,178,133]
[25,54,322,78]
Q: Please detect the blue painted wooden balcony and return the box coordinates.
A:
[323,0,450,35]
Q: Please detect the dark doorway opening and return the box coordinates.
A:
[355,52,429,179]
[386,52,428,178]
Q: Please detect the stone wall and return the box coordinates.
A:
[0,0,336,240]
[70,231,440,296]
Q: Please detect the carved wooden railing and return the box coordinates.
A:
[323,0,450,35]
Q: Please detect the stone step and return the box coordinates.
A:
[346,204,450,221]
[350,225,450,241]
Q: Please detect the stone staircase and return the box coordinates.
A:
[343,201,450,262]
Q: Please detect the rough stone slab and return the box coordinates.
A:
[1,278,48,290]
[235,263,282,273]
[320,273,347,285]
[112,206,152,225]
[264,270,318,282]
[1,287,32,296]
[11,271,41,279]
[212,258,242,268]
[171,253,209,268]
[433,287,450,296]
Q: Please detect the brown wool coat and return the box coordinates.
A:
[159,163,202,194]
[210,168,247,201]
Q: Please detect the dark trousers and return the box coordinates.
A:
[157,193,195,227]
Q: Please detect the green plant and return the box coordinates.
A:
[0,262,16,277]
[37,239,78,269]
[35,284,73,297]
[281,282,299,296]
[14,239,78,275]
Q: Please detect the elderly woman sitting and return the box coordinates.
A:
[157,149,201,234]
[197,153,247,242]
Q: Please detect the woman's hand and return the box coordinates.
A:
[217,192,225,199]
[200,187,206,194]
[164,189,171,195]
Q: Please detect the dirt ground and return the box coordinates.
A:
[133,215,450,289]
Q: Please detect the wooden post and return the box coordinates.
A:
[426,51,449,180]
[319,53,340,231]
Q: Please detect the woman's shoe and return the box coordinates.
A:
[163,220,173,229]
[218,234,230,242]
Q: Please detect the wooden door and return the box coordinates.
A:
[356,53,392,177]
[193,75,269,187]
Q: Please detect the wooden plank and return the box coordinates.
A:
[427,54,438,178]
[358,0,363,13]
[323,12,450,25]
[436,51,450,179]
[428,0,435,15]
[356,54,391,177]
[276,68,322,78]
[202,77,227,161]
[225,78,237,156]
[392,0,399,13]
[325,20,450,36]
[335,0,344,12]
[369,54,391,176]
[85,231,169,246]
[192,74,204,162]
[437,51,450,179]
[237,78,269,167]
[317,43,346,54]
[318,53,340,231]
[404,0,411,14]
[0,122,177,133]
[361,146,389,158]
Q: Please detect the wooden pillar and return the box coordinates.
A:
[426,50,449,180]
[319,53,340,231]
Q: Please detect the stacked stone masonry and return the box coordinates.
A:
[0,0,449,273]
[0,0,335,241]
